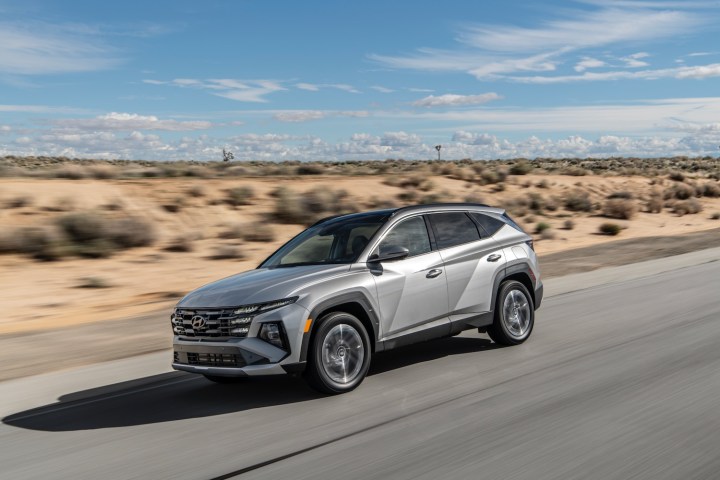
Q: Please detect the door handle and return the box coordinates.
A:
[426,269,443,278]
[487,254,502,262]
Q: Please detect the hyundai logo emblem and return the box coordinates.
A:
[191,315,207,330]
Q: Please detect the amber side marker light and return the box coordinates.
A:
[304,318,313,333]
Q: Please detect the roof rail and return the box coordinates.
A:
[390,202,492,216]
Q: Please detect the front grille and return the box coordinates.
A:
[187,352,246,368]
[172,308,251,338]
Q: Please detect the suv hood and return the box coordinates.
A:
[177,264,351,308]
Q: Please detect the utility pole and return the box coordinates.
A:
[435,145,442,161]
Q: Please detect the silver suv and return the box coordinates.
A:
[171,203,542,393]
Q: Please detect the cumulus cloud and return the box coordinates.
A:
[0,22,121,75]
[412,93,502,107]
[380,131,423,146]
[144,78,286,103]
[51,112,212,131]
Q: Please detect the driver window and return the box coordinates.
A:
[378,216,431,257]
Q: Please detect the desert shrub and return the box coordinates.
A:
[536,179,550,189]
[187,185,206,197]
[218,224,243,239]
[673,199,703,216]
[420,192,446,204]
[509,160,533,175]
[711,212,720,220]
[365,196,397,209]
[0,227,62,260]
[210,245,245,260]
[77,276,111,288]
[107,217,156,248]
[607,191,633,200]
[524,215,536,223]
[599,223,622,236]
[57,212,106,244]
[493,182,506,192]
[699,182,720,198]
[399,175,424,188]
[243,224,276,242]
[527,192,545,212]
[563,219,575,230]
[87,165,118,179]
[164,236,193,252]
[162,197,184,213]
[44,196,75,212]
[418,179,435,192]
[297,164,325,175]
[6,195,32,208]
[562,166,588,176]
[398,190,419,203]
[664,182,695,200]
[535,222,551,234]
[272,187,353,225]
[480,169,503,185]
[52,165,86,180]
[646,196,663,213]
[564,190,593,212]
[668,171,685,182]
[226,186,255,206]
[603,199,637,220]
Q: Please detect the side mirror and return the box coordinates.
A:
[368,246,410,263]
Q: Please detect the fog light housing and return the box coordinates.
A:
[259,323,287,350]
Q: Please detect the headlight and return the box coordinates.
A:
[233,297,298,316]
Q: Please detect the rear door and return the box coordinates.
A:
[427,212,506,318]
[370,215,449,337]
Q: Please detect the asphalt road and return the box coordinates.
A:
[2,258,720,479]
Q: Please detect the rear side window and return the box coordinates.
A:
[428,212,480,249]
[378,216,431,257]
[470,212,507,237]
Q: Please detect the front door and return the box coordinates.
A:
[370,215,449,337]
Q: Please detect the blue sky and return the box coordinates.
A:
[1,0,720,161]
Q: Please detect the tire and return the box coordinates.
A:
[203,375,245,384]
[487,280,534,346]
[304,312,371,394]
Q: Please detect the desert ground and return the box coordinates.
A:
[2,156,719,341]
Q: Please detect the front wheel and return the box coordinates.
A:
[487,280,534,346]
[304,312,371,394]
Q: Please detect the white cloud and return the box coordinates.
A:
[273,111,326,122]
[452,131,498,145]
[272,110,369,123]
[0,125,11,133]
[574,56,607,72]
[408,88,434,93]
[0,104,90,114]
[0,22,121,75]
[370,4,706,81]
[51,112,212,131]
[370,85,395,93]
[380,131,423,146]
[144,78,286,103]
[621,51,650,68]
[294,83,361,94]
[508,63,720,83]
[411,93,502,107]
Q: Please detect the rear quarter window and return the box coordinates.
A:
[470,212,507,237]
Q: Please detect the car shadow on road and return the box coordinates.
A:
[3,336,498,432]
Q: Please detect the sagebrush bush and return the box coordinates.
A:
[509,160,533,175]
[164,236,193,252]
[210,245,245,260]
[646,195,663,213]
[603,198,637,220]
[563,219,575,230]
[564,190,593,212]
[711,212,720,220]
[673,198,703,216]
[243,224,276,242]
[296,164,325,175]
[607,191,634,200]
[699,182,720,198]
[599,223,622,236]
[535,222,551,234]
[225,186,255,206]
[664,183,695,200]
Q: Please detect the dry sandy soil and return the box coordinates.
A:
[2,172,720,338]
[0,167,720,379]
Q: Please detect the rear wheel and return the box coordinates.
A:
[304,312,371,394]
[487,280,534,345]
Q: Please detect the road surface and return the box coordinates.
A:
[1,252,719,479]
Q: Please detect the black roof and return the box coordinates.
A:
[311,203,493,227]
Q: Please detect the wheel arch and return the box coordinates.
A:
[299,293,379,363]
[491,263,538,312]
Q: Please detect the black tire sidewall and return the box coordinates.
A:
[494,280,534,344]
[308,312,371,394]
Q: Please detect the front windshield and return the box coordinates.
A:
[260,213,389,267]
